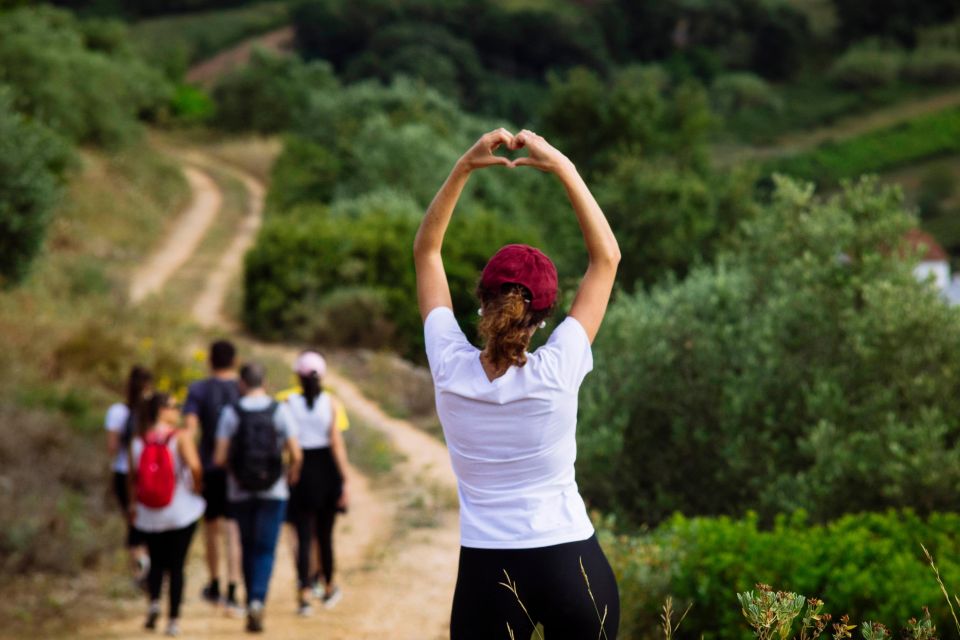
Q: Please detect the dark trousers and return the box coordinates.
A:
[450,534,620,640]
[144,522,198,619]
[232,498,286,605]
[292,505,337,589]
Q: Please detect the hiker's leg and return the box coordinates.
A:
[167,523,197,620]
[203,518,221,588]
[449,546,534,640]
[316,506,336,587]
[293,508,313,591]
[231,500,257,606]
[248,499,286,603]
[224,517,242,600]
[144,532,166,604]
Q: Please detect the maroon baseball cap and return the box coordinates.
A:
[480,244,558,311]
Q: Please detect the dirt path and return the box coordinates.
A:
[720,87,960,165]
[129,167,222,303]
[93,142,460,638]
[185,26,294,87]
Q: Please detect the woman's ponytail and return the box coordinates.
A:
[477,284,553,373]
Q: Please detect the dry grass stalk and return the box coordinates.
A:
[921,543,960,637]
[662,596,693,640]
[579,556,611,640]
[500,570,545,640]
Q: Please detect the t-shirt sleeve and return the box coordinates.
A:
[538,316,594,391]
[182,382,203,417]
[216,405,238,441]
[275,404,297,440]
[423,306,470,380]
[104,403,129,433]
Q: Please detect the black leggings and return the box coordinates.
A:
[292,506,337,589]
[144,522,197,619]
[450,534,620,640]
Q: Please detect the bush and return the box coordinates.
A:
[770,108,960,185]
[712,72,782,114]
[291,286,396,349]
[169,83,214,124]
[212,49,338,133]
[0,7,170,147]
[244,199,541,360]
[579,176,960,525]
[0,88,73,286]
[902,48,960,85]
[829,46,904,89]
[604,510,960,640]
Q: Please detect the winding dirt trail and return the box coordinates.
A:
[97,143,460,639]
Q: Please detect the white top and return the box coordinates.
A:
[216,395,298,502]
[131,429,206,532]
[424,306,595,549]
[104,402,130,473]
[285,393,333,450]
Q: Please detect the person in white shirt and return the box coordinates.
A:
[104,365,152,585]
[414,129,622,639]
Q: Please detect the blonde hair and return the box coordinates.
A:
[476,284,553,373]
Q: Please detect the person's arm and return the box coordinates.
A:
[513,130,621,343]
[177,432,204,494]
[184,413,200,444]
[329,398,351,508]
[106,430,121,460]
[414,128,514,321]
[212,406,235,468]
[286,435,303,487]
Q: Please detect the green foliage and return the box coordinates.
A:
[0,6,171,147]
[579,176,960,525]
[244,197,540,359]
[771,108,960,185]
[902,48,960,86]
[0,88,73,286]
[169,83,215,124]
[604,510,960,640]
[712,73,783,115]
[829,46,904,90]
[212,49,337,133]
[833,0,959,44]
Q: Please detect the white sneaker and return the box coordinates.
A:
[322,586,342,610]
[165,620,180,637]
[297,600,313,617]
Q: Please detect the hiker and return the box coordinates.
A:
[105,364,153,586]
[214,362,302,633]
[129,392,205,638]
[183,339,243,615]
[414,129,622,639]
[284,351,350,616]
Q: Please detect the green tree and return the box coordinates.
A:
[579,176,960,525]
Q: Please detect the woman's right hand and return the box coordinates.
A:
[511,130,571,174]
[457,128,514,171]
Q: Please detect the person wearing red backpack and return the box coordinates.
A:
[129,393,206,637]
[214,362,302,634]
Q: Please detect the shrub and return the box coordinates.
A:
[292,286,397,350]
[0,7,170,147]
[604,511,960,640]
[579,176,960,525]
[902,48,960,85]
[0,88,73,286]
[212,49,338,134]
[169,83,214,124]
[829,46,904,89]
[712,72,782,114]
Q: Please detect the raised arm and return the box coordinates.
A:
[414,128,514,321]
[513,130,620,343]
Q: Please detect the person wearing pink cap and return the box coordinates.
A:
[284,351,350,616]
[414,129,622,639]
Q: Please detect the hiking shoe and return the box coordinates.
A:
[165,620,180,637]
[201,582,221,606]
[322,586,343,610]
[144,602,160,630]
[297,600,313,618]
[311,581,324,600]
[246,600,264,633]
[225,597,245,618]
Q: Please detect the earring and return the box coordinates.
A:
[539,321,546,329]
[477,308,484,317]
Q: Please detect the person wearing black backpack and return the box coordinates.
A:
[105,365,153,588]
[183,339,243,615]
[214,362,302,634]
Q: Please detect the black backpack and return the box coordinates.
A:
[228,401,284,492]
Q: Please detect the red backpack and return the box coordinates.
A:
[137,431,177,508]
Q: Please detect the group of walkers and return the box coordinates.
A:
[105,341,350,635]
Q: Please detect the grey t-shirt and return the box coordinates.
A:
[216,395,297,502]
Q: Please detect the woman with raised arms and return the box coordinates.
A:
[414,128,622,639]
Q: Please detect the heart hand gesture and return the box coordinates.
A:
[458,128,515,170]
[510,129,569,174]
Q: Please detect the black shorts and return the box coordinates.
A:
[112,471,146,548]
[202,468,229,520]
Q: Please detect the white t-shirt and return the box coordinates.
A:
[424,306,595,549]
[104,402,131,473]
[130,429,206,532]
[285,393,333,450]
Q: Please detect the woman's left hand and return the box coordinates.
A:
[457,128,514,171]
[338,483,349,510]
